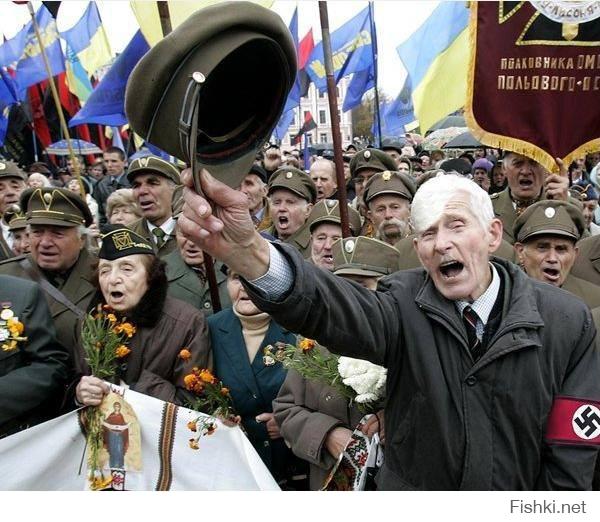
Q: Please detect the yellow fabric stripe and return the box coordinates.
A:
[412,28,469,134]
[77,27,112,76]
[130,1,274,47]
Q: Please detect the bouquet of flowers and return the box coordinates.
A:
[0,310,27,353]
[183,366,236,450]
[80,305,136,490]
[263,339,386,413]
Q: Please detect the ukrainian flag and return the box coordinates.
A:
[61,1,112,101]
[396,2,469,134]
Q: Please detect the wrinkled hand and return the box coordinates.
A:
[360,409,385,444]
[256,412,281,439]
[87,222,101,239]
[76,375,109,406]
[544,157,569,201]
[325,426,353,459]
[218,413,242,427]
[178,168,270,280]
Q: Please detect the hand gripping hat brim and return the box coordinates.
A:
[125,2,297,189]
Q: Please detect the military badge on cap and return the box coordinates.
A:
[0,162,5,170]
[345,240,355,253]
[286,171,293,179]
[364,150,371,159]
[382,171,392,181]
[545,207,556,218]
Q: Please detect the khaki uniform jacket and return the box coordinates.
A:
[572,235,600,286]
[128,218,177,259]
[394,234,517,270]
[246,244,600,490]
[273,354,366,490]
[0,276,70,437]
[561,274,600,309]
[0,232,13,261]
[0,249,97,359]
[267,221,312,258]
[163,249,231,315]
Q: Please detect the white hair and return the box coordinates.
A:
[411,175,494,234]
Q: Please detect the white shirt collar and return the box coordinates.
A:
[455,263,501,327]
[147,217,176,238]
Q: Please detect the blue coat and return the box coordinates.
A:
[208,308,296,475]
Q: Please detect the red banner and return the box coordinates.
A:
[466,2,600,171]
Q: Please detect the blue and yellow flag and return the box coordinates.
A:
[14,5,65,98]
[396,2,469,134]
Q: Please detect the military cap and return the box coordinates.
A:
[247,164,268,184]
[4,205,26,231]
[171,184,184,218]
[439,158,472,175]
[125,2,296,190]
[127,155,181,184]
[307,199,361,235]
[362,170,416,207]
[0,160,26,181]
[569,182,599,201]
[268,167,317,204]
[513,200,586,243]
[349,148,397,176]
[99,224,155,260]
[21,188,93,227]
[333,236,401,277]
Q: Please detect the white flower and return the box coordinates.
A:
[337,356,386,402]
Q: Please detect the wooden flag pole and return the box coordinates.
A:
[318,1,351,238]
[25,2,84,195]
[156,1,221,312]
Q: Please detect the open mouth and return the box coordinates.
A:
[139,200,155,211]
[542,267,560,282]
[518,178,533,189]
[110,291,124,300]
[277,215,289,228]
[439,260,464,279]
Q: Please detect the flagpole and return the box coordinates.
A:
[369,1,382,147]
[24,2,84,194]
[155,0,221,313]
[318,1,351,238]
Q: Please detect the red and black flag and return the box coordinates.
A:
[291,111,317,145]
[466,2,600,171]
[297,28,315,98]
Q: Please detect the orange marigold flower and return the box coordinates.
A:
[199,369,215,383]
[179,348,192,361]
[183,373,198,390]
[220,387,230,396]
[299,338,315,352]
[206,424,216,436]
[188,438,199,450]
[116,345,131,358]
[7,318,24,336]
[1,340,17,352]
[107,313,117,324]
[187,420,197,432]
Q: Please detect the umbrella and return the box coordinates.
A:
[428,115,466,133]
[421,127,468,150]
[45,139,102,156]
[443,131,483,149]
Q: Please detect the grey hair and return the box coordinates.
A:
[411,175,494,234]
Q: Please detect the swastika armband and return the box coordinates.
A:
[545,397,600,446]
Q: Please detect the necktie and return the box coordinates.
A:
[152,227,166,248]
[462,306,484,362]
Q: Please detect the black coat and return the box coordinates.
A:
[245,244,600,490]
[0,276,70,436]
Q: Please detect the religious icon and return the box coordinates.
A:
[103,401,129,469]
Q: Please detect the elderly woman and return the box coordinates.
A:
[27,172,52,189]
[207,266,306,488]
[106,188,142,226]
[74,225,211,408]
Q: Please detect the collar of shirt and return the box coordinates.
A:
[147,217,176,240]
[1,220,13,248]
[253,205,266,223]
[454,263,500,329]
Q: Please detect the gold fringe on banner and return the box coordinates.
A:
[464,3,600,173]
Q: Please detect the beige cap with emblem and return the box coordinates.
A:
[127,155,182,185]
[267,167,317,204]
[307,199,362,235]
[349,148,397,176]
[513,200,586,243]
[333,236,401,277]
[20,187,93,227]
[362,170,416,207]
[0,160,26,181]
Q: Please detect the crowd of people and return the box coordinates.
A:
[2,135,600,490]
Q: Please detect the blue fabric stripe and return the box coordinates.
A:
[61,2,103,55]
[396,2,468,88]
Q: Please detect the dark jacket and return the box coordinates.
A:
[208,308,297,477]
[0,276,70,437]
[0,249,97,360]
[164,250,231,315]
[93,173,130,226]
[245,244,600,490]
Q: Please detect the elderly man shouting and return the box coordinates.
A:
[178,168,600,490]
